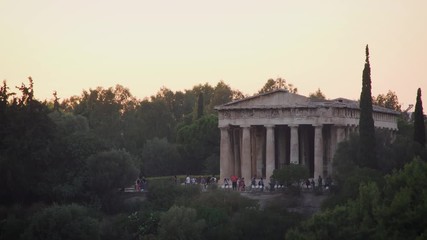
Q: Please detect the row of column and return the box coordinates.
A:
[220,124,328,185]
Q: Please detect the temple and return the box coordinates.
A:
[215,89,399,185]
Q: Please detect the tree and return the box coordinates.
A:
[0,78,56,204]
[287,158,427,240]
[272,164,309,188]
[83,149,139,211]
[158,205,206,240]
[23,204,100,240]
[414,88,425,147]
[140,138,182,177]
[358,45,377,169]
[309,88,326,100]
[177,115,220,174]
[258,78,297,94]
[373,90,401,111]
[207,81,234,113]
[195,92,204,120]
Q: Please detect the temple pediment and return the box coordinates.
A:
[216,89,310,110]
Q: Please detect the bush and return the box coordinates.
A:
[146,180,201,211]
[158,205,205,240]
[272,164,309,188]
[23,204,100,240]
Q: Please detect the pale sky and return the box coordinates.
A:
[1,0,426,109]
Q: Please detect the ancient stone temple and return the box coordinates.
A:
[215,89,399,185]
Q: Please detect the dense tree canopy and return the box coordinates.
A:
[373,90,402,111]
[258,78,298,94]
[2,75,426,240]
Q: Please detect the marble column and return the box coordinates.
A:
[241,125,251,185]
[314,125,324,179]
[220,126,232,184]
[336,126,346,144]
[265,125,275,180]
[289,124,299,164]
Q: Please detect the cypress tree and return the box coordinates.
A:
[196,92,204,119]
[358,45,377,168]
[414,88,425,147]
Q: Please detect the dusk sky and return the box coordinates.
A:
[1,0,426,109]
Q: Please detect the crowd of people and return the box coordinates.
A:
[222,176,266,191]
[178,175,219,189]
[304,175,333,190]
[134,174,333,193]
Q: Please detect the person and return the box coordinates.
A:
[140,176,147,191]
[201,177,206,188]
[211,175,217,183]
[258,177,264,191]
[318,175,323,189]
[231,175,238,190]
[238,177,245,191]
[251,176,256,188]
[224,178,229,188]
[135,177,141,191]
[185,175,191,185]
[311,178,315,189]
[305,179,310,189]
[173,175,178,184]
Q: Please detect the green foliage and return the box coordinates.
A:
[373,90,402,111]
[195,92,204,120]
[23,204,100,240]
[231,207,302,240]
[83,149,139,212]
[272,164,309,187]
[190,190,258,217]
[84,149,139,195]
[0,78,56,204]
[288,158,427,240]
[138,98,177,142]
[177,114,220,174]
[309,88,326,100]
[207,80,236,113]
[258,78,298,94]
[125,211,160,240]
[358,45,377,169]
[414,88,425,147]
[140,138,182,177]
[146,180,201,211]
[158,205,206,240]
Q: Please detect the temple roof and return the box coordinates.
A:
[215,89,400,115]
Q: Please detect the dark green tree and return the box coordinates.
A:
[373,90,401,111]
[414,88,425,147]
[258,77,298,94]
[358,45,377,169]
[308,88,326,100]
[23,204,100,240]
[195,92,204,120]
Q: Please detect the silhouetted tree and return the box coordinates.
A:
[373,90,401,111]
[309,88,326,100]
[414,88,425,147]
[258,78,297,94]
[358,45,377,169]
[196,92,204,120]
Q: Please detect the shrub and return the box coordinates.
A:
[158,205,205,240]
[23,204,100,240]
